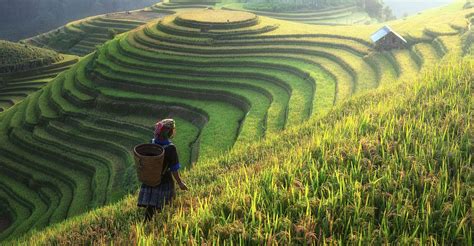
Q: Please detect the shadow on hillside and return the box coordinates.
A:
[0,214,11,234]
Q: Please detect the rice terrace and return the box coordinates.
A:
[0,0,472,244]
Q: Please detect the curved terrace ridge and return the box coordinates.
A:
[175,9,259,29]
[1,4,473,241]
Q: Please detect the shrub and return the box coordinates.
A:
[463,1,474,9]
[360,0,395,21]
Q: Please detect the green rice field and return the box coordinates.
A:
[0,0,472,243]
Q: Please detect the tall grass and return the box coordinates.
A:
[11,59,473,245]
[2,2,473,242]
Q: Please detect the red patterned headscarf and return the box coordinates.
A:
[154,119,176,140]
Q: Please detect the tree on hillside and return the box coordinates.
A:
[383,5,396,20]
[357,0,394,21]
[363,0,383,19]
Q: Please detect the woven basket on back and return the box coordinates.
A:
[133,144,165,186]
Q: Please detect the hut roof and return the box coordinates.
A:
[370,25,407,43]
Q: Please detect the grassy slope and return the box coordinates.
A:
[216,1,472,88]
[261,1,469,41]
[10,58,472,245]
[24,14,150,57]
[2,1,473,243]
[0,41,61,74]
[221,3,373,25]
[0,54,78,112]
[0,41,59,67]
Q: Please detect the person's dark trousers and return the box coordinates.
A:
[144,206,158,222]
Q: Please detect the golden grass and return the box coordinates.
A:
[3,1,474,243]
[250,3,473,42]
[11,59,473,245]
[177,9,256,23]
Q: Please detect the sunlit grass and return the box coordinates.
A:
[1,1,473,242]
[11,59,472,245]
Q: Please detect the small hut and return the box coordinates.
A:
[370,26,407,50]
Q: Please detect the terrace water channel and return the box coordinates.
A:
[384,0,454,18]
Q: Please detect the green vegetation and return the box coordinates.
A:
[223,2,374,25]
[0,40,60,73]
[10,58,473,245]
[0,0,157,41]
[24,12,161,56]
[244,0,355,12]
[0,1,473,243]
[24,0,220,56]
[0,40,78,112]
[464,0,474,9]
[362,0,396,21]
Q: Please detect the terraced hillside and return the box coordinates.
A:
[150,0,220,13]
[0,2,473,242]
[0,41,78,112]
[223,3,373,25]
[0,41,60,73]
[24,11,166,56]
[25,0,222,57]
[13,55,473,246]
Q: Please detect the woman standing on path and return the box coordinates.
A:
[137,119,188,222]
